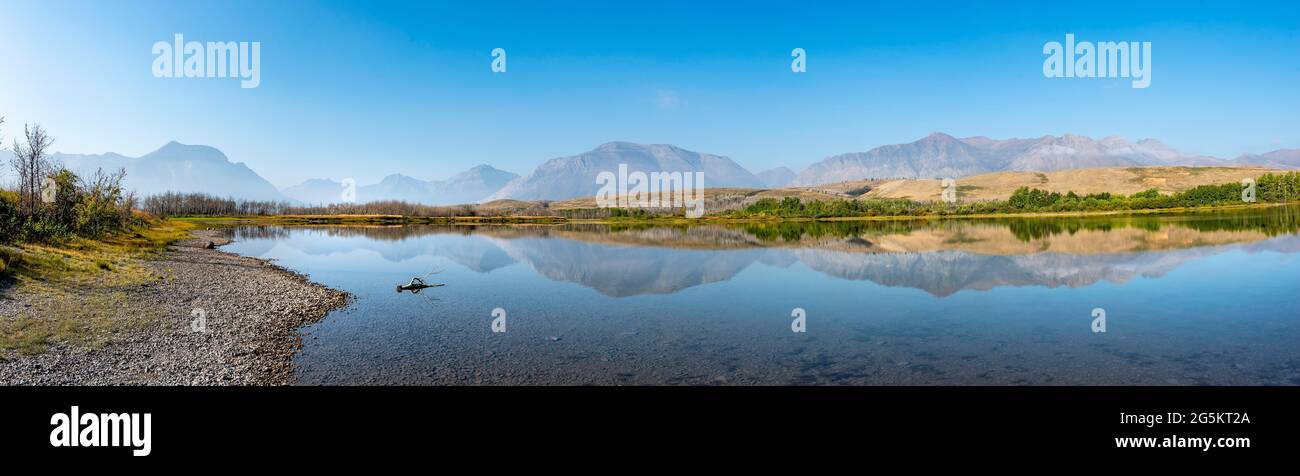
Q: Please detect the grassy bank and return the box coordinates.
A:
[0,219,193,354]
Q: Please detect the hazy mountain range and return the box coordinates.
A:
[282,165,518,205]
[485,141,765,201]
[1233,149,1300,169]
[0,141,288,201]
[790,132,1223,186]
[3,134,1296,204]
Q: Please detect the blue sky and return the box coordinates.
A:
[1,0,1297,187]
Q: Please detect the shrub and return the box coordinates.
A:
[1131,188,1161,200]
[20,218,71,243]
[0,192,19,243]
[1259,172,1300,202]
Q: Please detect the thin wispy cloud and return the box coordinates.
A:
[655,89,684,110]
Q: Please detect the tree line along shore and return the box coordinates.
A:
[139,171,1300,226]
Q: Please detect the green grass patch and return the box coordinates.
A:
[0,219,191,354]
[0,285,164,354]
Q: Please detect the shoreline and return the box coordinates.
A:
[0,229,349,385]
[172,201,1295,227]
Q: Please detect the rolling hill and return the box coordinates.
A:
[808,166,1280,202]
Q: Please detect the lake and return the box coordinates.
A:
[221,206,1300,385]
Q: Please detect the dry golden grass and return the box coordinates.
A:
[536,166,1282,211]
[1,285,165,354]
[477,199,546,213]
[0,219,192,354]
[844,166,1281,202]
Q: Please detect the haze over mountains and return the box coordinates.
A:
[282,165,519,205]
[1,141,289,201]
[485,141,765,201]
[755,167,797,188]
[790,133,1223,186]
[1233,149,1300,169]
[4,134,1296,205]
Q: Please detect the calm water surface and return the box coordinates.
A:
[222,206,1300,385]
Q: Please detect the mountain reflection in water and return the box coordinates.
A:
[221,205,1300,385]
[231,206,1300,297]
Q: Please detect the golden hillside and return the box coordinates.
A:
[818,166,1280,201]
[470,165,1284,216]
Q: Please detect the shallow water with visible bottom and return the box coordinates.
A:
[221,206,1300,385]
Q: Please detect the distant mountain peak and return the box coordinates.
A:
[152,140,216,153]
[1235,148,1300,168]
[791,132,1215,186]
[456,164,513,177]
[301,178,341,185]
[379,173,420,182]
[283,165,520,206]
[488,142,762,201]
[45,141,288,202]
[595,141,639,150]
[594,141,700,157]
[142,141,230,164]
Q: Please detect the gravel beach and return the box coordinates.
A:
[0,229,349,385]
